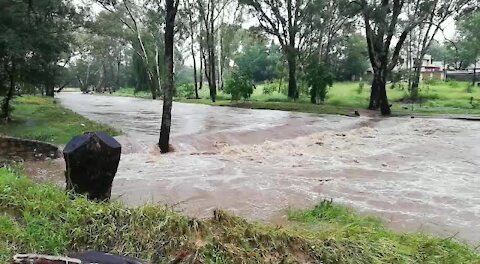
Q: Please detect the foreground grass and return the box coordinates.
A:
[1,168,478,263]
[0,96,119,145]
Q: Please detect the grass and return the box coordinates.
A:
[0,96,119,145]
[1,168,479,263]
[115,80,480,116]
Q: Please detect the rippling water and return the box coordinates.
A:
[29,93,480,245]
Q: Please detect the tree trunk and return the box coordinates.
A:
[1,62,15,120]
[378,79,391,115]
[45,83,55,97]
[286,49,297,99]
[191,39,199,99]
[115,58,121,92]
[159,0,177,153]
[473,60,477,86]
[199,46,203,91]
[208,43,217,102]
[410,58,423,100]
[207,0,216,102]
[368,75,379,110]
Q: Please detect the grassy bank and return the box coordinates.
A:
[0,96,119,145]
[1,168,478,263]
[115,80,480,116]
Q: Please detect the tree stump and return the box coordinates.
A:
[63,132,121,201]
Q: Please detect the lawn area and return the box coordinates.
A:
[1,167,478,263]
[0,96,119,145]
[174,80,480,116]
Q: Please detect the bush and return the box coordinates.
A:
[176,83,195,98]
[305,58,334,104]
[262,82,277,95]
[224,70,255,101]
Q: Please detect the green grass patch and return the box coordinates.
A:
[0,168,478,263]
[162,80,480,116]
[0,96,119,145]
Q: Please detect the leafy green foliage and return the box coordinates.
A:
[0,0,80,118]
[234,44,281,83]
[337,34,369,81]
[176,83,195,98]
[305,58,334,104]
[224,70,255,101]
[262,82,278,95]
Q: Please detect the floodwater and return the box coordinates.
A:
[38,93,480,245]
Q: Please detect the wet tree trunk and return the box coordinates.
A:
[159,0,178,153]
[410,58,423,100]
[369,69,391,115]
[208,2,217,103]
[286,48,297,99]
[1,62,15,120]
[192,48,199,99]
[45,83,55,97]
[190,34,199,99]
[115,57,121,92]
[199,44,204,91]
[473,59,477,86]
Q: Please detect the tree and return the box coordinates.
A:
[457,11,480,85]
[183,0,200,99]
[240,0,314,99]
[338,34,369,81]
[354,0,433,115]
[196,0,233,102]
[97,0,162,99]
[305,58,334,104]
[159,0,180,153]
[235,44,280,82]
[0,0,78,119]
[409,0,475,99]
[224,69,255,101]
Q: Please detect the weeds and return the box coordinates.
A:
[1,169,479,263]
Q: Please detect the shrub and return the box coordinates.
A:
[176,83,195,98]
[224,70,255,101]
[305,58,334,104]
[262,82,277,95]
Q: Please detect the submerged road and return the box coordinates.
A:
[51,92,480,245]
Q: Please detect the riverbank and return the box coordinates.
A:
[0,96,119,145]
[104,81,480,116]
[1,167,478,263]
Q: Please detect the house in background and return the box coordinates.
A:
[413,55,445,81]
[366,54,446,82]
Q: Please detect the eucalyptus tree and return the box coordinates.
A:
[457,11,480,85]
[353,0,441,115]
[97,0,163,99]
[196,0,236,102]
[240,0,313,99]
[159,0,180,153]
[408,0,476,99]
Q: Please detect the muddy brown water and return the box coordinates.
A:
[25,93,480,245]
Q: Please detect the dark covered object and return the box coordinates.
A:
[63,132,121,201]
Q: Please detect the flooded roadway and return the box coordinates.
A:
[51,93,480,245]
